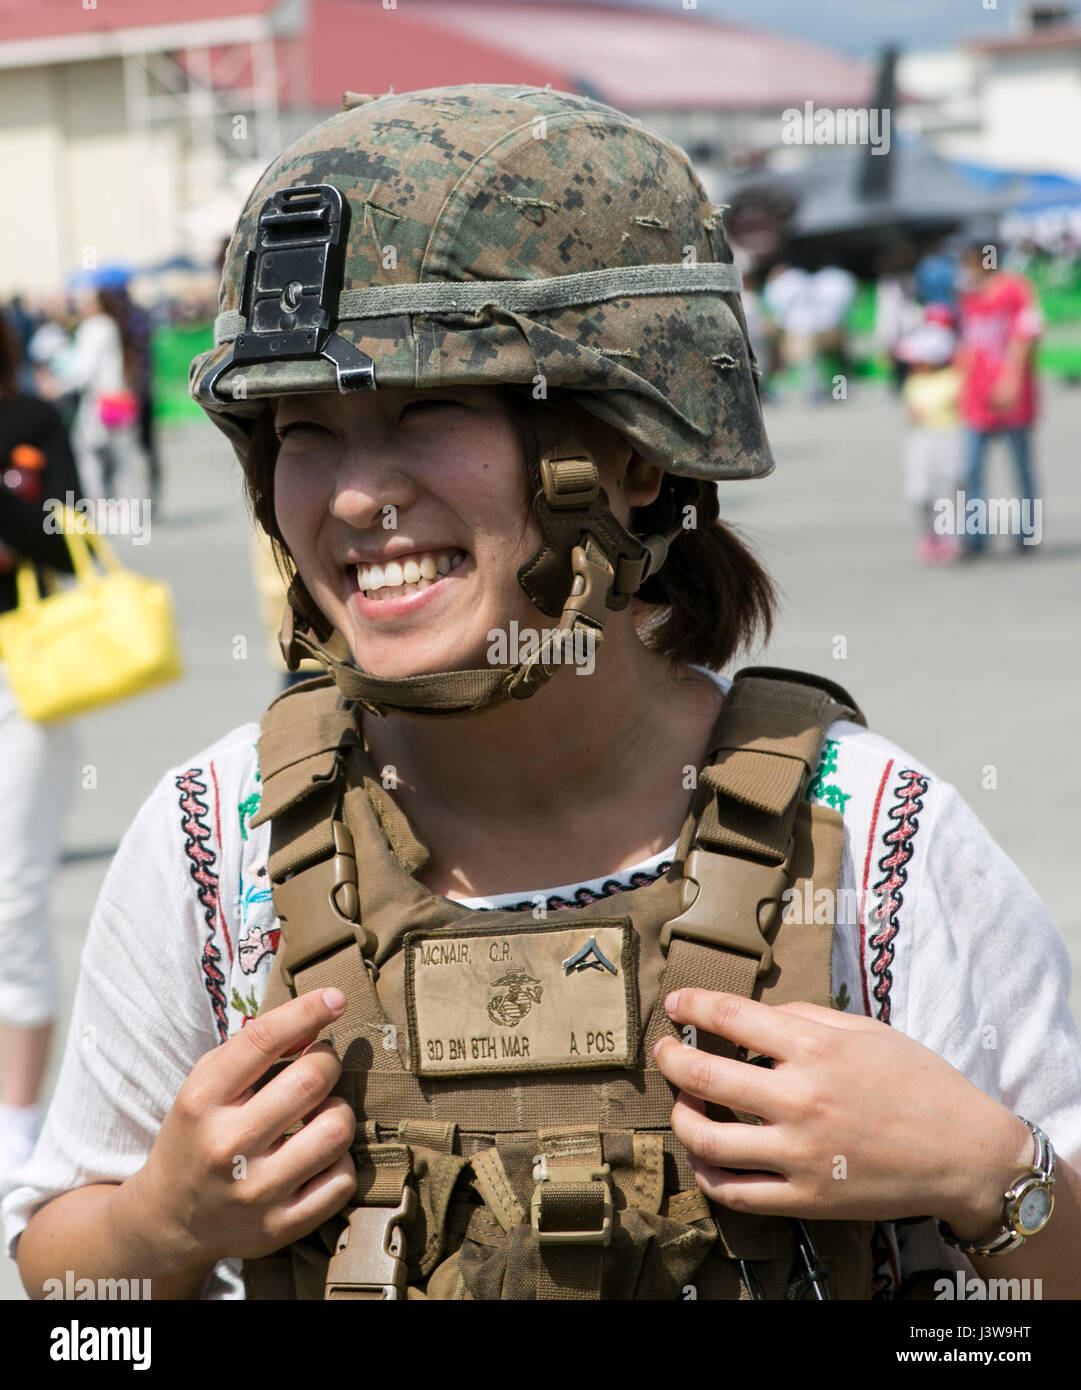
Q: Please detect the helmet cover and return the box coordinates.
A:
[189,83,774,482]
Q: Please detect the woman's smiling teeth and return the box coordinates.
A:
[355,547,465,600]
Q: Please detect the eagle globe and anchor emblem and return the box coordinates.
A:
[486,968,544,1028]
[485,936,618,1028]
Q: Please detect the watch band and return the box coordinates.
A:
[938,1117,1056,1258]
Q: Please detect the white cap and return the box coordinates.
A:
[895,322,956,367]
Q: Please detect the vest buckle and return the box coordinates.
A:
[324,1187,417,1299]
[278,819,377,990]
[531,1163,614,1246]
[660,848,785,977]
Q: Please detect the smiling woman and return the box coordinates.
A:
[271,385,550,686]
[6,83,1081,1307]
[245,383,776,680]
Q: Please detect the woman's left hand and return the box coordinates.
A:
[653,988,1032,1239]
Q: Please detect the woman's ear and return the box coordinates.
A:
[623,450,663,510]
[580,412,662,510]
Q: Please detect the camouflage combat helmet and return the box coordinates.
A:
[189,83,775,717]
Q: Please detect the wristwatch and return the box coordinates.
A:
[939,1117,1056,1258]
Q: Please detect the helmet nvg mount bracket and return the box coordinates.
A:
[190,83,774,718]
[201,184,377,403]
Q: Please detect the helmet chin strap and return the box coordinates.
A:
[279,441,686,719]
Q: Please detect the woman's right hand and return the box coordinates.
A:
[128,987,357,1273]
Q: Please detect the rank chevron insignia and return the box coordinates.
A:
[562,935,618,976]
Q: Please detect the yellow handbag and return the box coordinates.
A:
[0,507,182,722]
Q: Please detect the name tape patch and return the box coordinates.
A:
[404,920,637,1075]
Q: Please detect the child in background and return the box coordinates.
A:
[897,305,963,564]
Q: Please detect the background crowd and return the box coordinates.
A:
[740,228,1064,561]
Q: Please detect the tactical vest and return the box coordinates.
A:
[242,667,879,1300]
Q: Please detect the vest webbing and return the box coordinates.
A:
[242,667,878,1300]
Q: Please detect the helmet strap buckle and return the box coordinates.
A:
[559,543,614,637]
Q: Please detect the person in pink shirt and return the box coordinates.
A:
[955,237,1043,555]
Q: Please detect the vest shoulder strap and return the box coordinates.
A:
[645,665,861,1059]
[247,676,366,999]
[249,673,358,834]
[730,665,867,730]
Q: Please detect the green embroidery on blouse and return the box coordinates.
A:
[806,739,850,813]
[238,792,261,841]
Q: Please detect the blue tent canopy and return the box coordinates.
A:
[946,161,1081,212]
[64,263,135,291]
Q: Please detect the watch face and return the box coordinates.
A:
[1015,1183,1053,1234]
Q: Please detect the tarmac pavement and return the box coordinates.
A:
[2,375,1078,1298]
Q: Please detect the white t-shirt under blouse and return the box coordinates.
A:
[4,672,1081,1299]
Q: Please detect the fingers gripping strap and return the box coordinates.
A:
[641,938,759,1064]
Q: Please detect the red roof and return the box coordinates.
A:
[303,0,563,102]
[304,1,874,111]
[0,0,875,113]
[0,0,274,43]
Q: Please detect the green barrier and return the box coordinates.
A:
[152,302,1081,420]
[844,279,1081,380]
[151,322,213,422]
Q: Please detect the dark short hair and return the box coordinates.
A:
[240,386,775,672]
